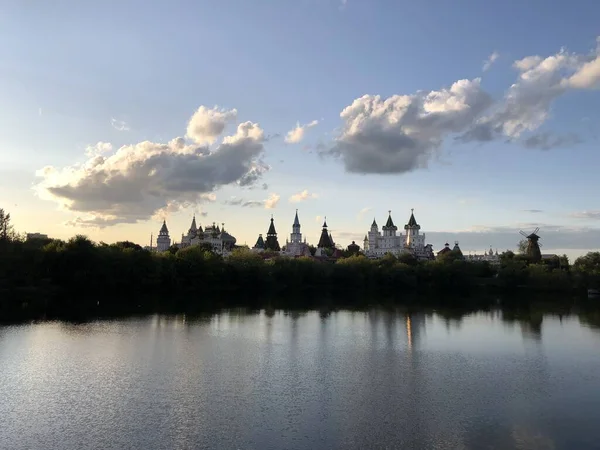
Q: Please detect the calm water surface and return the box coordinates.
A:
[1,308,600,449]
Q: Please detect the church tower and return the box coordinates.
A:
[382,211,398,237]
[404,208,421,248]
[156,220,171,252]
[317,218,334,249]
[290,209,302,244]
[265,216,281,251]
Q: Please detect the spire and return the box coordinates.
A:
[293,209,300,226]
[371,217,378,228]
[265,217,280,251]
[384,210,397,229]
[159,220,168,234]
[407,208,417,227]
[190,215,197,232]
[318,218,333,249]
[254,234,265,249]
[267,217,277,236]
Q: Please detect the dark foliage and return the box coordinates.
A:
[0,231,598,322]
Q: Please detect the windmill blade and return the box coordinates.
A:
[534,227,540,235]
[520,230,528,237]
[539,243,543,248]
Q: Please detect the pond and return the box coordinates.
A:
[1,307,600,449]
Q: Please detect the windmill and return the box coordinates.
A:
[519,227,542,262]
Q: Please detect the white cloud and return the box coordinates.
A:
[285,119,319,144]
[315,215,322,223]
[186,106,238,145]
[562,37,600,89]
[223,193,280,209]
[289,189,318,203]
[324,37,600,174]
[36,107,267,227]
[482,51,500,71]
[84,142,113,158]
[357,207,371,219]
[110,118,130,131]
[327,78,492,173]
[264,193,280,209]
[570,210,600,219]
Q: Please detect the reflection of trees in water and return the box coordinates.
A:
[434,308,467,333]
[362,308,427,351]
[578,308,600,331]
[501,307,544,341]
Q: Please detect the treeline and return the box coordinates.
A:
[1,231,600,321]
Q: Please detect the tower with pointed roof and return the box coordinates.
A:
[382,210,398,237]
[189,215,197,234]
[290,209,302,244]
[265,216,280,251]
[452,241,464,259]
[404,208,424,249]
[253,234,265,251]
[317,218,334,249]
[283,210,311,257]
[156,220,171,252]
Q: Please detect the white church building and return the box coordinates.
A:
[179,216,237,255]
[151,216,237,256]
[363,209,434,260]
[283,210,312,257]
[155,220,171,252]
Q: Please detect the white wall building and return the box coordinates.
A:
[179,216,237,256]
[156,220,171,252]
[466,247,501,264]
[364,209,434,260]
[283,210,311,257]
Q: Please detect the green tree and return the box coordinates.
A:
[573,252,600,274]
[517,239,528,254]
[559,254,569,270]
[0,208,18,243]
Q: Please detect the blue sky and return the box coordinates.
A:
[1,0,600,259]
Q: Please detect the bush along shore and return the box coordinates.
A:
[2,234,600,322]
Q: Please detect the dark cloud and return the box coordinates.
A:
[522,209,544,213]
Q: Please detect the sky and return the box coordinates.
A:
[1,0,600,260]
